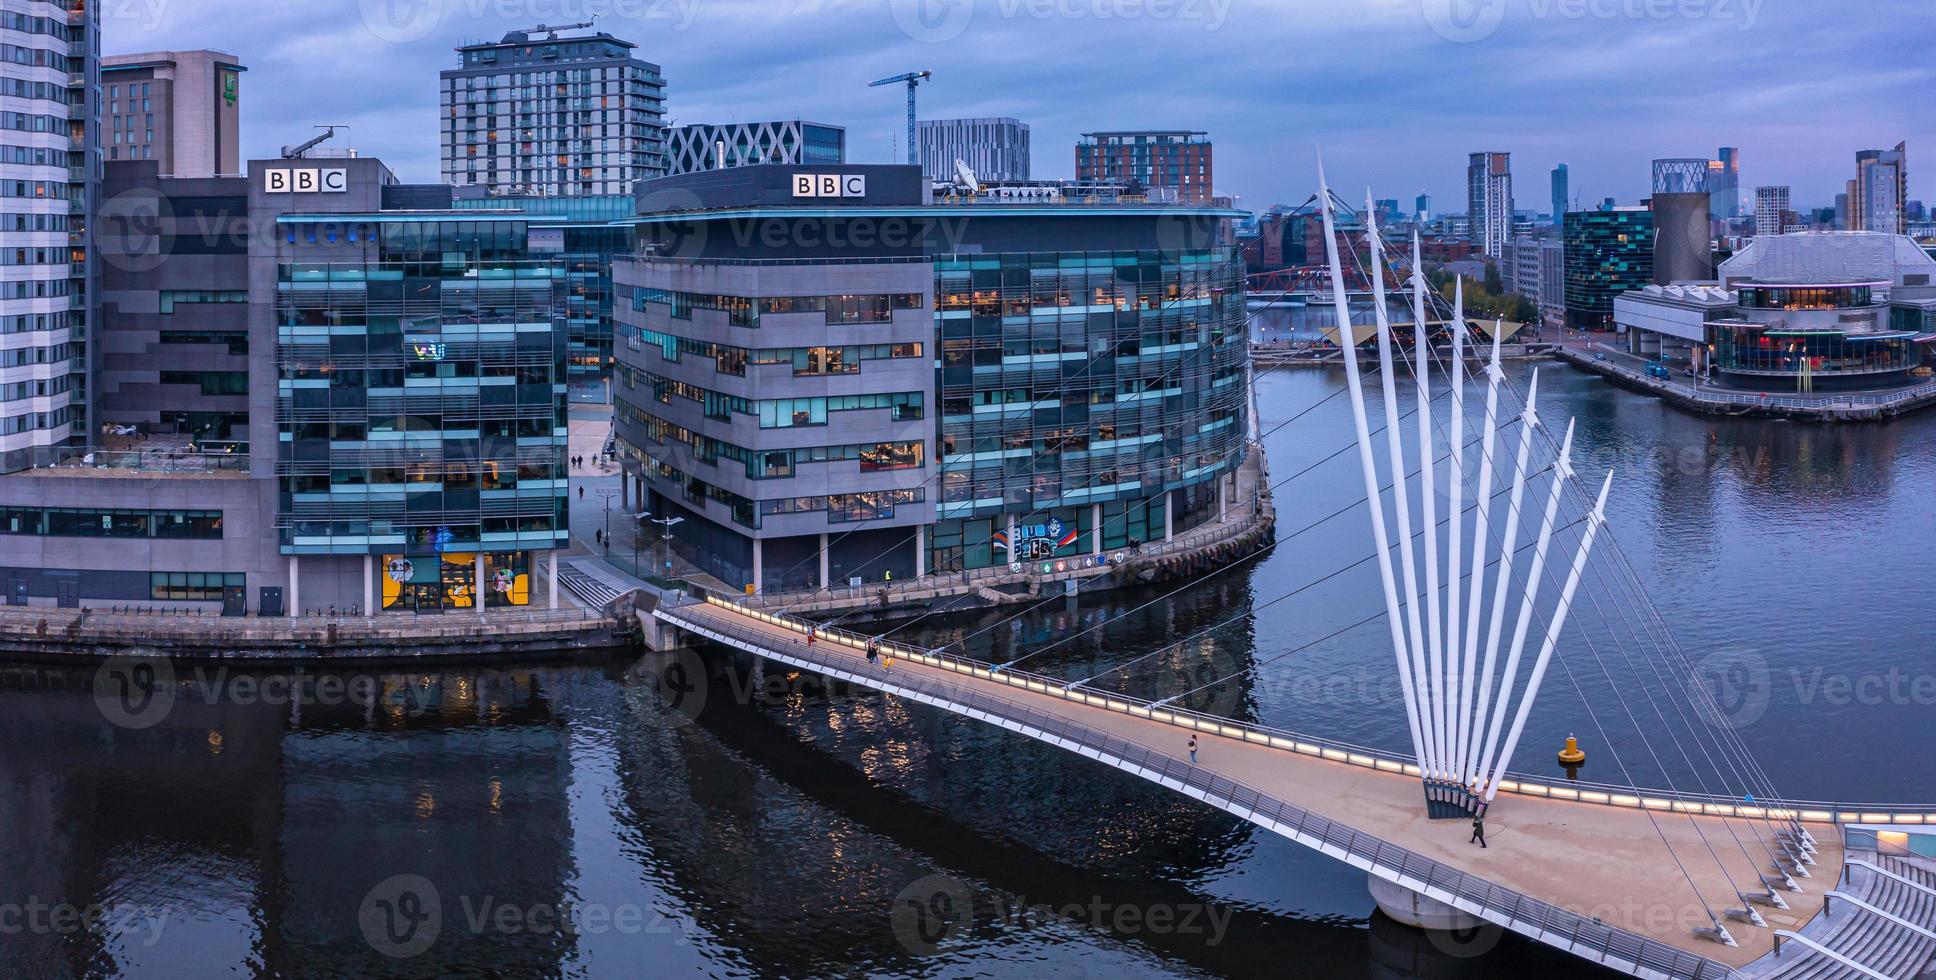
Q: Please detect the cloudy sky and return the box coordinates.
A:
[105,0,1929,213]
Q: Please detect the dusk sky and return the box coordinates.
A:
[105,0,1929,213]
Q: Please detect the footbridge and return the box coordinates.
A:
[653,596,1936,979]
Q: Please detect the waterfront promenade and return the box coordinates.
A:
[1554,339,1936,421]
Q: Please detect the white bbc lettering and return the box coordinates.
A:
[790,174,869,199]
[264,168,350,193]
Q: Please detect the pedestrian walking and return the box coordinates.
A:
[1470,809,1487,849]
[806,625,816,647]
[595,529,603,546]
[866,637,879,665]
[578,485,585,500]
[1188,735,1198,764]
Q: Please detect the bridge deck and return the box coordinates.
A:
[663,599,1843,973]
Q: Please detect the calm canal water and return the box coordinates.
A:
[5,357,1932,979]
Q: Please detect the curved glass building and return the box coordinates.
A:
[610,165,1250,593]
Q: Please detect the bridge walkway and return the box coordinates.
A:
[657,597,1857,977]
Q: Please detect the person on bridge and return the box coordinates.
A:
[1470,809,1487,849]
[865,637,879,665]
[1188,735,1198,764]
[806,625,816,647]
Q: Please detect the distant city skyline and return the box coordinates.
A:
[103,0,1928,211]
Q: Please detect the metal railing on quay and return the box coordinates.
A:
[734,504,1265,610]
[0,604,611,635]
[667,596,1936,827]
[661,608,1733,980]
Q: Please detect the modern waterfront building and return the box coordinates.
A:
[668,120,845,174]
[609,164,1248,593]
[1852,142,1908,235]
[95,161,250,449]
[1651,159,1713,285]
[1614,232,1936,389]
[1466,151,1512,258]
[1503,234,1559,316]
[455,191,636,377]
[100,49,243,176]
[1563,206,1653,330]
[1550,163,1567,225]
[2,156,572,614]
[918,117,1029,183]
[1707,147,1740,220]
[1755,185,1792,237]
[1076,130,1213,205]
[1,0,98,474]
[438,27,667,196]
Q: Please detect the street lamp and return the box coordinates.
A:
[650,516,684,579]
[632,511,650,573]
[596,487,620,553]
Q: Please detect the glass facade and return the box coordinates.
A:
[275,219,569,562]
[930,248,1247,570]
[1563,209,1653,330]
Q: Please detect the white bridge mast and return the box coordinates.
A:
[1318,161,1615,816]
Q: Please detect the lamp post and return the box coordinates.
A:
[596,487,619,553]
[632,511,650,575]
[651,516,684,580]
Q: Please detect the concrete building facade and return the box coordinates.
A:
[1,0,98,473]
[1852,142,1908,235]
[1076,131,1212,205]
[438,28,667,197]
[100,49,243,177]
[1466,151,1512,258]
[1755,185,1791,237]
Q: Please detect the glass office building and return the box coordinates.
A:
[610,165,1251,594]
[1563,207,1654,330]
[930,248,1246,572]
[275,216,569,611]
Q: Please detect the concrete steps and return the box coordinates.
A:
[1782,856,1936,980]
[556,561,623,608]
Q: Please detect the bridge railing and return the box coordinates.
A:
[679,595,1936,827]
[661,603,1736,980]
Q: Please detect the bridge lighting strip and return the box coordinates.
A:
[696,596,1936,825]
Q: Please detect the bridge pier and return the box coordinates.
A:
[1367,874,1479,932]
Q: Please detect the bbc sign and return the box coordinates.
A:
[263,169,348,194]
[791,173,866,198]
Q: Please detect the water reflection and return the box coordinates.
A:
[2,360,1928,977]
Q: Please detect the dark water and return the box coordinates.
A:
[3,363,1930,978]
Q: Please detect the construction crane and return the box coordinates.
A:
[507,19,596,40]
[868,71,931,166]
[281,125,345,159]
